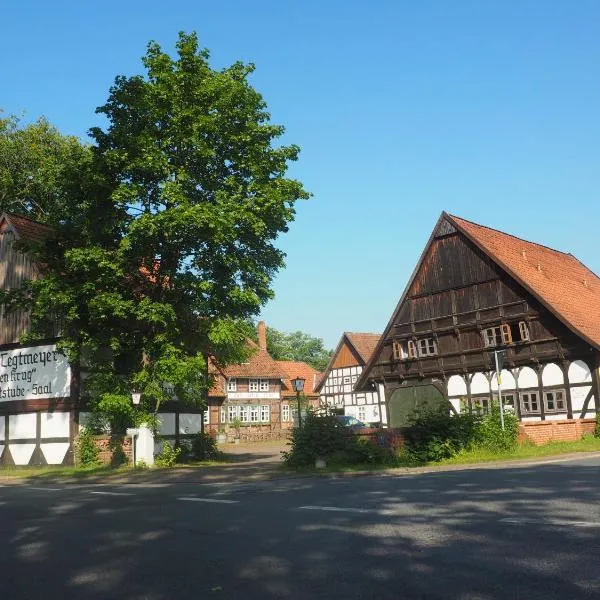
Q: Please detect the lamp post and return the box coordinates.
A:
[291,377,305,427]
[130,390,141,467]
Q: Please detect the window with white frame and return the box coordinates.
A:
[544,390,566,413]
[220,406,226,423]
[519,321,530,342]
[227,378,237,392]
[259,379,269,392]
[249,379,259,391]
[351,375,358,383]
[260,405,270,422]
[520,391,540,414]
[282,404,290,422]
[483,324,512,347]
[203,410,209,424]
[358,406,366,422]
[239,405,249,423]
[417,338,438,357]
[250,405,259,422]
[228,405,239,422]
[471,397,491,415]
[343,376,351,384]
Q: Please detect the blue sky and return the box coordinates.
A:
[3,1,600,349]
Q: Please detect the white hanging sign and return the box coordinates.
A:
[0,344,71,402]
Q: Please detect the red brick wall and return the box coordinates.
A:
[75,435,133,466]
[519,419,596,446]
[357,428,406,451]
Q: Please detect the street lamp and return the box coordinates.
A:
[291,377,305,427]
[130,390,141,467]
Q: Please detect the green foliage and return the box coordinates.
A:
[265,327,333,371]
[95,394,134,435]
[403,402,519,463]
[154,441,181,468]
[191,432,222,461]
[595,411,600,438]
[1,31,308,411]
[76,427,100,467]
[283,410,392,467]
[476,404,519,452]
[404,406,481,463]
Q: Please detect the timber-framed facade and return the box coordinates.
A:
[357,213,600,432]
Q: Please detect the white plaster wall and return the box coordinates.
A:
[447,375,467,397]
[0,444,4,459]
[9,444,35,465]
[154,438,174,456]
[41,443,70,464]
[9,414,37,440]
[0,416,5,440]
[179,413,202,435]
[41,412,70,438]
[544,413,568,421]
[449,398,461,413]
[470,373,489,395]
[568,360,592,384]
[491,369,516,392]
[157,413,176,436]
[542,363,564,387]
[378,383,388,424]
[518,367,538,389]
[570,385,591,412]
[368,404,380,421]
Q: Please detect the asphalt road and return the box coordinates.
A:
[2,456,600,599]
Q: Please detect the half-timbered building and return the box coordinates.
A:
[0,214,76,467]
[357,213,600,441]
[315,332,387,425]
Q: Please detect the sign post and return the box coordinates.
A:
[494,350,506,430]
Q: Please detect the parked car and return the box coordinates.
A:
[334,415,368,430]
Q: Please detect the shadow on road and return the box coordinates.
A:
[2,457,600,598]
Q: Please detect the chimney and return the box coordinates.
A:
[258,321,267,351]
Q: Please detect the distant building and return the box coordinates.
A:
[357,213,599,443]
[315,332,386,425]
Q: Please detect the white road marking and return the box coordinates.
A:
[28,487,62,492]
[177,497,240,504]
[298,505,374,514]
[500,517,600,528]
[89,491,134,497]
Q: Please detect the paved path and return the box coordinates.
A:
[2,454,600,599]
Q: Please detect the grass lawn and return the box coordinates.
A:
[281,436,600,475]
[434,435,600,466]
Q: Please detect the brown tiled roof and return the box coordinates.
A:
[448,214,600,349]
[314,332,381,392]
[220,339,287,379]
[346,332,381,363]
[276,360,321,397]
[3,213,54,244]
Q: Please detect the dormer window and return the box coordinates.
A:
[483,324,512,347]
[227,378,237,392]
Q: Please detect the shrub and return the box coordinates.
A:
[476,404,519,451]
[283,410,392,467]
[404,406,481,463]
[595,411,600,438]
[191,432,222,461]
[76,427,100,467]
[155,441,181,467]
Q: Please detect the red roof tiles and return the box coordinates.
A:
[2,213,54,244]
[345,332,381,363]
[276,360,322,397]
[448,214,600,349]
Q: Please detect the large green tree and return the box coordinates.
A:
[266,327,332,371]
[3,32,309,413]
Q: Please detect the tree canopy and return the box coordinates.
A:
[266,327,332,371]
[0,32,309,412]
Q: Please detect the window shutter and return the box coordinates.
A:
[501,324,512,344]
[392,341,402,360]
[407,340,417,358]
[519,321,530,341]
